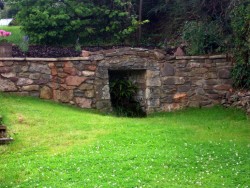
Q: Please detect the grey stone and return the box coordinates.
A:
[0,78,17,91]
[161,63,175,76]
[17,78,33,86]
[29,63,50,74]
[102,85,110,99]
[29,73,41,80]
[218,69,231,79]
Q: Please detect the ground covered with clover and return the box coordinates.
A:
[0,94,249,187]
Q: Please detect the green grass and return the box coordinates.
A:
[0,26,24,45]
[0,93,249,188]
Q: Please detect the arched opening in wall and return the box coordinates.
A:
[108,70,147,117]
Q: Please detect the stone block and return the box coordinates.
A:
[66,76,87,86]
[75,97,92,108]
[22,85,39,91]
[1,72,16,78]
[86,65,97,71]
[0,78,17,91]
[29,63,50,74]
[40,86,52,99]
[91,54,104,61]
[102,85,110,100]
[162,77,185,85]
[79,83,94,90]
[177,85,191,92]
[161,103,181,112]
[63,67,77,75]
[0,67,11,73]
[218,69,231,79]
[146,77,161,87]
[17,78,33,86]
[154,51,165,60]
[29,73,41,80]
[161,63,175,76]
[173,93,187,101]
[54,90,73,102]
[82,71,95,77]
[64,61,74,68]
[85,90,95,98]
[214,84,232,91]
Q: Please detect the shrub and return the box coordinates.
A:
[15,0,142,46]
[230,1,250,89]
[182,21,225,55]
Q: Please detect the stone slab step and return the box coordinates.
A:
[0,137,13,145]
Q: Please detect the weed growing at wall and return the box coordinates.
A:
[110,79,146,117]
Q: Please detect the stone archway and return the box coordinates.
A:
[95,50,161,114]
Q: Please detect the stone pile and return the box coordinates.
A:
[222,90,250,115]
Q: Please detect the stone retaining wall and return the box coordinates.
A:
[0,48,234,113]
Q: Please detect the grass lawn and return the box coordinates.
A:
[0,93,249,187]
[0,26,24,45]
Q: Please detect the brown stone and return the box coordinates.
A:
[161,103,181,112]
[174,47,185,56]
[64,61,74,68]
[79,83,94,90]
[154,51,165,60]
[63,67,77,75]
[75,97,92,108]
[22,85,39,91]
[86,65,97,71]
[0,78,17,91]
[85,90,95,98]
[81,50,90,57]
[40,86,52,99]
[48,63,55,68]
[53,90,73,102]
[214,84,232,91]
[66,76,86,86]
[58,72,68,78]
[0,67,11,73]
[173,93,187,100]
[51,67,57,76]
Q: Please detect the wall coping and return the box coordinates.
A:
[0,48,231,62]
[0,57,90,61]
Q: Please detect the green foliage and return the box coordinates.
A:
[110,79,146,117]
[13,0,141,45]
[182,21,225,55]
[0,94,249,187]
[230,1,250,89]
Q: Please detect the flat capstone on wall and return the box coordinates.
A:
[0,48,234,114]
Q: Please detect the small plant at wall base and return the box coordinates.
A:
[110,79,146,117]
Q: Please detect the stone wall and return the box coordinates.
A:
[0,48,234,114]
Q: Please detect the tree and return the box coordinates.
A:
[10,0,141,45]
